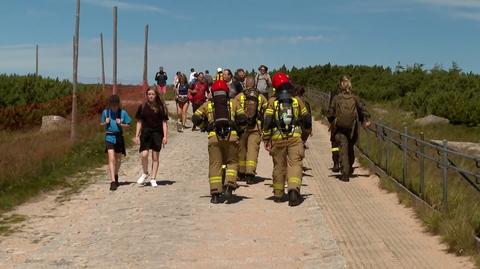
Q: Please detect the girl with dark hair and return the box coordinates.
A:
[175,73,190,132]
[101,94,132,191]
[134,87,169,187]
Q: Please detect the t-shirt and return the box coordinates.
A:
[189,81,209,104]
[155,71,168,86]
[135,103,169,132]
[101,108,132,144]
[255,73,272,93]
[189,72,196,83]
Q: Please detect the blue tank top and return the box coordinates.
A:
[179,84,189,95]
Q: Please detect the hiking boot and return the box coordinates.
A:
[237,173,246,182]
[332,162,340,173]
[246,174,255,185]
[224,185,234,200]
[110,181,118,191]
[288,190,302,207]
[341,173,350,182]
[274,196,283,203]
[210,194,222,204]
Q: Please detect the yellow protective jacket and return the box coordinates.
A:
[193,98,247,142]
[234,91,268,132]
[262,96,312,142]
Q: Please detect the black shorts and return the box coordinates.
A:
[140,129,163,152]
[105,141,126,155]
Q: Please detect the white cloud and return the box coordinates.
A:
[260,24,335,32]
[414,0,480,22]
[0,35,329,84]
[416,0,480,8]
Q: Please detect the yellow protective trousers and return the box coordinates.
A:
[238,130,262,176]
[270,137,305,197]
[208,140,239,194]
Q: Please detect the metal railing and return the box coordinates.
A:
[311,90,480,211]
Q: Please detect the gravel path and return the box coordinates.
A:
[0,106,473,268]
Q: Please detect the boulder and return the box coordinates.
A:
[414,115,450,126]
[40,115,70,133]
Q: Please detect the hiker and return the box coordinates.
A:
[134,87,169,187]
[189,68,197,84]
[191,79,248,204]
[255,65,272,99]
[233,68,246,95]
[234,76,268,184]
[327,75,371,182]
[328,78,343,173]
[215,67,224,81]
[223,68,238,98]
[188,72,209,131]
[155,66,168,100]
[175,73,190,132]
[263,72,312,206]
[101,94,132,191]
[204,70,214,90]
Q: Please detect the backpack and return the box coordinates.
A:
[243,89,260,125]
[335,93,358,129]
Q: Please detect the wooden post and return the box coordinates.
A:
[35,44,39,77]
[71,0,80,142]
[100,33,105,91]
[143,24,149,88]
[112,6,118,94]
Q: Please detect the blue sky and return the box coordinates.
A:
[0,0,479,83]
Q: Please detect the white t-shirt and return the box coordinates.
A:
[189,72,196,83]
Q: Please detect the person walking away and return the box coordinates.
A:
[234,76,268,184]
[223,68,238,98]
[191,80,248,204]
[263,72,312,206]
[189,68,197,84]
[255,65,272,99]
[189,72,209,131]
[155,66,168,100]
[327,76,370,182]
[175,74,190,132]
[101,95,132,191]
[215,67,224,81]
[134,87,169,187]
[328,77,344,173]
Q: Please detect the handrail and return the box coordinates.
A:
[311,90,480,210]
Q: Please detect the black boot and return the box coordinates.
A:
[110,181,118,191]
[288,190,302,207]
[237,173,246,182]
[210,193,222,204]
[332,162,340,173]
[246,174,255,185]
[114,174,119,184]
[224,185,234,200]
[341,173,350,182]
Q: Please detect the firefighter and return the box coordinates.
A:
[192,80,248,204]
[263,73,312,207]
[234,76,268,184]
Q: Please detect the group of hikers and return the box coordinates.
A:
[100,64,370,207]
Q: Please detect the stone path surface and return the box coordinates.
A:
[0,106,474,268]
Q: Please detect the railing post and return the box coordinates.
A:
[377,124,382,167]
[365,126,370,157]
[402,127,408,185]
[384,127,389,174]
[442,140,449,211]
[419,132,425,199]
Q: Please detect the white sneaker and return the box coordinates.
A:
[150,179,158,188]
[137,173,148,185]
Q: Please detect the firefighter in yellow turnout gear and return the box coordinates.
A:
[263,73,312,207]
[192,80,248,204]
[234,77,268,184]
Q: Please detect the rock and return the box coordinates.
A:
[40,115,69,133]
[414,115,450,126]
[431,140,480,157]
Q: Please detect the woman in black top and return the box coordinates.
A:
[134,87,169,187]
